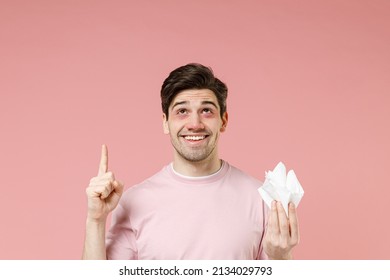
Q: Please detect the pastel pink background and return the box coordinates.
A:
[1,0,389,259]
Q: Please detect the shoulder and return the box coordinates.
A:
[226,162,263,188]
[224,162,267,216]
[119,165,170,208]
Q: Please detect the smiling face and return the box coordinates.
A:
[163,89,228,164]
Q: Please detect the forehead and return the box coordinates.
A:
[170,89,218,108]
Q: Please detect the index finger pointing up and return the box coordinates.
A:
[98,144,108,176]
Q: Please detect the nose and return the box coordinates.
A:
[185,113,205,131]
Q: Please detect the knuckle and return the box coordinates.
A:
[106,171,115,180]
[264,240,272,250]
[271,239,279,248]
[279,242,288,250]
[86,187,95,196]
[104,184,113,194]
[291,237,300,246]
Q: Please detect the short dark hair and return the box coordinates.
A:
[161,63,228,119]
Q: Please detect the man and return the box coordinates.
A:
[82,63,299,260]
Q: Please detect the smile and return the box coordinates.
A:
[182,135,209,142]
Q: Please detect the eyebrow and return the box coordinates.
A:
[201,100,219,109]
[171,101,188,110]
[171,100,219,110]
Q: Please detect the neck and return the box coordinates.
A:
[172,152,222,177]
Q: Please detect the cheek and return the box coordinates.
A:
[202,115,222,125]
[169,114,192,131]
[167,119,184,133]
[207,124,224,135]
[171,114,188,121]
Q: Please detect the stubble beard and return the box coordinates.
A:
[171,133,218,162]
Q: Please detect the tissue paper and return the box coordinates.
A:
[258,162,304,216]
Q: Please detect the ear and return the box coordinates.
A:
[220,111,228,132]
[163,113,170,134]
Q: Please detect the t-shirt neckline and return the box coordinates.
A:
[167,160,229,184]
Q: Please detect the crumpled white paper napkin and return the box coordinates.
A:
[258,162,304,216]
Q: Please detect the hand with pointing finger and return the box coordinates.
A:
[85,144,124,222]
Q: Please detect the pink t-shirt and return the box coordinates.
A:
[106,161,268,260]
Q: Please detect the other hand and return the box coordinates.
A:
[263,201,300,259]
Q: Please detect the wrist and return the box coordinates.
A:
[86,215,107,225]
[267,251,293,260]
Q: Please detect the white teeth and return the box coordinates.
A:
[184,135,206,141]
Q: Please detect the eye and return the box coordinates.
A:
[177,108,188,115]
[202,108,213,114]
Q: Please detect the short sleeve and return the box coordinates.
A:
[106,202,138,260]
[256,197,269,260]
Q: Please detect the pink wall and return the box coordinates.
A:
[1,0,389,259]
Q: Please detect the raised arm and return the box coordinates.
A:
[82,144,124,259]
